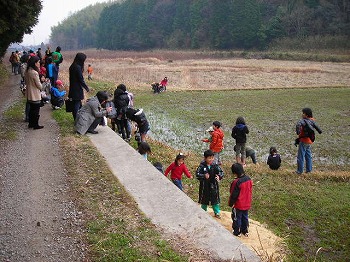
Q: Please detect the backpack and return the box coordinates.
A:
[303,120,315,142]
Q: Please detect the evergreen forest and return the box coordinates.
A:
[50,0,350,51]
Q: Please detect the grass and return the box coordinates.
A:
[0,99,25,140]
[125,87,349,262]
[82,80,350,261]
[51,108,191,262]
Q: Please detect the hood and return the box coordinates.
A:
[236,123,245,130]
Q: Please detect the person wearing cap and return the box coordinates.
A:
[201,121,224,165]
[50,80,66,109]
[228,163,253,237]
[75,91,112,135]
[164,153,193,191]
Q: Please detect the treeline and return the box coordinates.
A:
[51,0,350,51]
[0,0,42,57]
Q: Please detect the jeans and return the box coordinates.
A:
[297,142,312,173]
[172,179,183,191]
[232,208,249,235]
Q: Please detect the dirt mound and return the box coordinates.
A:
[208,208,287,261]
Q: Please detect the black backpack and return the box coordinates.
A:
[303,120,315,142]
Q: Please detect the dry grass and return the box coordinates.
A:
[58,50,350,92]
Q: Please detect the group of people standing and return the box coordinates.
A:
[161,108,321,238]
[17,48,322,239]
[17,46,64,129]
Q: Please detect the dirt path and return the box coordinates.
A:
[0,75,87,261]
[208,209,286,260]
[0,73,286,261]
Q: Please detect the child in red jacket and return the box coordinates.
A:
[164,153,192,191]
[228,163,252,237]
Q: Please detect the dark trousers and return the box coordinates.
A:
[88,117,102,132]
[116,118,131,139]
[72,100,82,121]
[231,208,249,236]
[28,102,41,128]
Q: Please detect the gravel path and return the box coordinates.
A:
[0,75,87,261]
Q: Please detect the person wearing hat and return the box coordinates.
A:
[50,80,66,109]
[164,153,193,191]
[75,91,112,135]
[201,121,224,165]
[228,163,252,237]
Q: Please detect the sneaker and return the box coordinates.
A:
[87,130,98,134]
[214,214,221,219]
[233,232,241,237]
[243,233,249,237]
[54,106,61,110]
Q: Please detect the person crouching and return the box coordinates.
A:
[75,91,112,135]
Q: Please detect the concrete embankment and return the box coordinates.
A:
[89,125,260,262]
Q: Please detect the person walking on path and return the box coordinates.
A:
[295,107,322,174]
[68,52,90,120]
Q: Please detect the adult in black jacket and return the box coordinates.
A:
[68,53,89,120]
[113,84,130,140]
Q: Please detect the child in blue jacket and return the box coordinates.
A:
[50,80,66,109]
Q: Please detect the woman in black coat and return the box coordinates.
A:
[68,53,89,120]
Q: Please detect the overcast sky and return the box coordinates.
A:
[21,0,110,46]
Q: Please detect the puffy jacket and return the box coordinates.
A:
[113,88,129,116]
[210,128,224,153]
[231,124,249,143]
[228,174,252,210]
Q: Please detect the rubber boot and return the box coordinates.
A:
[33,115,44,129]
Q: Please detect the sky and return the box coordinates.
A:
[21,0,110,46]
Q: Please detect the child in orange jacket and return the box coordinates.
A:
[202,121,224,165]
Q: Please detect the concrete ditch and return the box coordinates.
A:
[89,125,260,262]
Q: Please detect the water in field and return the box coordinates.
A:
[146,110,348,168]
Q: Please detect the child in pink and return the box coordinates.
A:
[164,153,192,191]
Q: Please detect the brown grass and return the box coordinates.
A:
[58,50,350,91]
